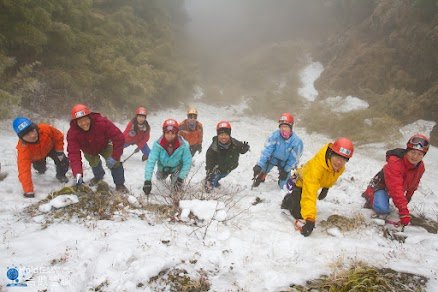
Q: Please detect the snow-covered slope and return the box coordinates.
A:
[1,102,437,291]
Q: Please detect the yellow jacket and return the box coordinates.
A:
[295,144,345,221]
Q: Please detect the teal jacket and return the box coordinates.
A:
[144,136,192,181]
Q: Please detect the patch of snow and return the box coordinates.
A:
[323,95,369,113]
[38,195,79,213]
[399,119,436,142]
[179,199,226,221]
[193,85,204,100]
[298,61,324,102]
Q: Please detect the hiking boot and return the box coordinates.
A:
[142,155,148,162]
[89,177,103,186]
[116,184,129,194]
[56,175,69,183]
[23,192,35,198]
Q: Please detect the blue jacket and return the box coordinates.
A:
[257,130,303,172]
[144,136,192,181]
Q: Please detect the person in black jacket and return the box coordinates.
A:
[205,120,250,191]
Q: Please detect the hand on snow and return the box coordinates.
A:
[318,188,329,200]
[300,220,315,237]
[143,180,152,195]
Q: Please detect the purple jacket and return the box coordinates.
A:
[67,113,124,176]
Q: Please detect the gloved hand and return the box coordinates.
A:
[75,174,84,186]
[278,169,289,180]
[253,165,262,177]
[143,180,152,195]
[174,178,184,191]
[318,188,329,200]
[106,157,118,169]
[399,208,411,226]
[23,192,35,198]
[241,141,250,153]
[301,220,315,237]
[134,147,140,153]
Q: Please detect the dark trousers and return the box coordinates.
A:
[32,149,69,178]
[281,187,303,219]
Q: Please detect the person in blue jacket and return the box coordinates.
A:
[142,119,192,195]
[252,112,303,189]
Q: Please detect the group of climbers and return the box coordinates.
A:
[11,105,429,238]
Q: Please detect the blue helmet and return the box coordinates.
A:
[12,117,33,136]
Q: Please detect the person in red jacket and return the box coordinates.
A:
[362,134,429,226]
[179,107,203,157]
[12,117,69,198]
[67,104,128,193]
[123,106,151,161]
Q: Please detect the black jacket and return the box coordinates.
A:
[206,136,248,175]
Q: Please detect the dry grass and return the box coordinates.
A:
[147,268,210,292]
[319,214,368,232]
[287,263,428,292]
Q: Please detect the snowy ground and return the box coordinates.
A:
[1,100,437,291]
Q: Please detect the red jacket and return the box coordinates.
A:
[364,148,425,214]
[16,124,65,193]
[67,113,124,176]
[123,119,150,148]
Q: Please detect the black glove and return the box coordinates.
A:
[253,165,262,177]
[318,188,329,200]
[174,178,184,191]
[301,220,315,237]
[278,169,289,180]
[241,141,250,153]
[143,180,152,195]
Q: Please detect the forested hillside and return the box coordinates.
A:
[0,0,195,118]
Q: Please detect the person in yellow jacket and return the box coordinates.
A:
[281,137,354,237]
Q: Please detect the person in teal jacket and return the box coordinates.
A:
[253,113,303,189]
[143,119,192,194]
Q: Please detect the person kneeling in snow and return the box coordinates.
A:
[204,121,250,192]
[143,119,192,195]
[362,134,429,227]
[123,106,151,162]
[179,107,203,157]
[281,138,354,237]
[67,104,129,193]
[13,117,70,198]
[252,112,303,189]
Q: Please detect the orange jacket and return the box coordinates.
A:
[179,119,203,146]
[16,124,65,193]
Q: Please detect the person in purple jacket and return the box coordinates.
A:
[67,104,128,193]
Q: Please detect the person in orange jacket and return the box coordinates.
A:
[179,107,203,157]
[12,117,69,198]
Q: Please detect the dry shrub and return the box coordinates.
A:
[147,268,210,292]
[287,263,428,292]
[319,214,368,232]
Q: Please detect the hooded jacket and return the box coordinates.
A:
[179,119,203,146]
[123,119,150,148]
[257,130,303,172]
[16,124,65,193]
[206,136,247,175]
[295,144,345,221]
[144,135,192,181]
[67,113,124,176]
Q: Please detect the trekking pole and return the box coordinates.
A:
[122,150,137,163]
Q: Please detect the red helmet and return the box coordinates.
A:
[279,113,294,128]
[71,104,91,120]
[330,137,354,159]
[135,106,147,116]
[407,133,429,154]
[216,120,231,135]
[162,118,179,133]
